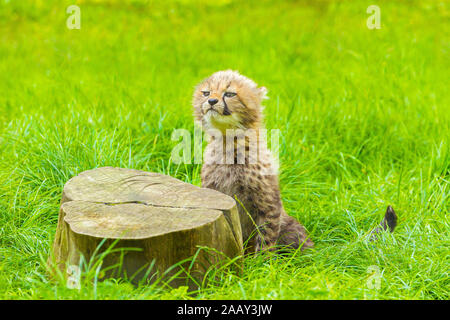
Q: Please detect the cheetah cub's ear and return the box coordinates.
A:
[258,86,268,112]
[259,86,269,101]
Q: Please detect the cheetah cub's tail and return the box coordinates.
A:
[369,205,398,241]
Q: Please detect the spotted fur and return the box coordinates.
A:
[193,70,313,253]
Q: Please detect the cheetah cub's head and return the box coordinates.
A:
[192,70,268,132]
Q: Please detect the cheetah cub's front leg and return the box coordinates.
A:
[249,171,283,252]
[193,70,313,253]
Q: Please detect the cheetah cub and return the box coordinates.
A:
[193,70,313,253]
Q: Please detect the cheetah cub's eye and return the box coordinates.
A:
[224,92,236,98]
[202,91,210,97]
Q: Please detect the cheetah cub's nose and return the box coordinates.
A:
[208,98,219,106]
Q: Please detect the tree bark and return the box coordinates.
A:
[48,167,243,288]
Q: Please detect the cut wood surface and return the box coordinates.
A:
[49,167,243,287]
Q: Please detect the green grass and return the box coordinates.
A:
[0,0,448,299]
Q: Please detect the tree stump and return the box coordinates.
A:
[49,167,243,288]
